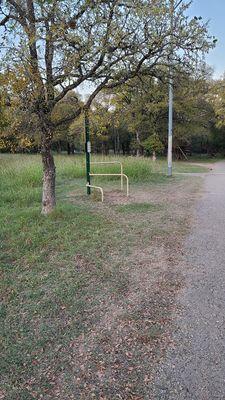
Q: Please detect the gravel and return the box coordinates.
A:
[152,162,225,400]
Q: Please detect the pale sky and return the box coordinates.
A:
[189,0,225,78]
[79,0,225,97]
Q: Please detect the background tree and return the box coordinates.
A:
[143,134,164,160]
[111,76,167,155]
[90,99,112,155]
[51,92,83,154]
[106,67,214,158]
[207,76,225,155]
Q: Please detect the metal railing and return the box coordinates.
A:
[86,184,104,202]
[90,161,124,190]
[87,161,129,199]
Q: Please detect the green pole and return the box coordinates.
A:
[84,110,91,194]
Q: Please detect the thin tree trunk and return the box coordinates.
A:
[136,131,141,157]
[41,128,56,215]
[57,141,62,153]
[67,143,71,155]
[117,133,120,154]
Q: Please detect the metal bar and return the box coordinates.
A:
[90,173,129,196]
[86,184,104,202]
[90,161,124,191]
[84,111,91,194]
[90,173,124,176]
[121,163,123,191]
[168,76,173,176]
[124,174,129,196]
[90,161,122,165]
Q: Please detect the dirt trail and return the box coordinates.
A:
[152,161,225,399]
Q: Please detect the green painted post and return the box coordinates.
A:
[84,111,91,194]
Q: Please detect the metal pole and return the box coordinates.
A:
[168,75,173,176]
[84,110,91,194]
[167,0,174,177]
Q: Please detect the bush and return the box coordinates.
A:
[142,134,164,156]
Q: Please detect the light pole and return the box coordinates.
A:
[167,0,174,177]
[84,110,91,194]
[167,0,183,176]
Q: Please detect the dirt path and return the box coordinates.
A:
[152,161,225,399]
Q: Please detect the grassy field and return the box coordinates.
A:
[0,154,209,399]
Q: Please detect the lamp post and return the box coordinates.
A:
[167,0,174,177]
[167,0,183,176]
[84,110,91,194]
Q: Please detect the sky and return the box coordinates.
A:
[189,0,225,78]
[79,0,225,97]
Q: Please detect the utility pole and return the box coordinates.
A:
[84,110,91,194]
[167,0,183,175]
[167,0,174,177]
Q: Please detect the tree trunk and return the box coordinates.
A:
[117,133,120,154]
[136,131,141,157]
[67,143,71,155]
[41,128,56,215]
[57,141,62,153]
[152,150,156,161]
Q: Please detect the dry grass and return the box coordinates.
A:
[0,153,204,399]
[50,178,202,399]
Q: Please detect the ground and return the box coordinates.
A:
[0,154,211,399]
[152,161,225,399]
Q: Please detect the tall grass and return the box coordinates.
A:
[0,155,42,207]
[0,153,208,208]
[55,154,160,181]
[0,154,163,207]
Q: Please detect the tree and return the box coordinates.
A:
[0,0,215,213]
[51,92,84,154]
[207,76,225,155]
[109,66,215,157]
[209,77,225,129]
[112,76,167,155]
[143,134,164,159]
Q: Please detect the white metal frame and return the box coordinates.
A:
[88,161,129,200]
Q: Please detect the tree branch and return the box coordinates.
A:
[0,15,10,26]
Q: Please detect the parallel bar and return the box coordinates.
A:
[90,161,124,190]
[90,173,126,176]
[90,161,121,164]
[86,184,104,202]
[90,173,129,196]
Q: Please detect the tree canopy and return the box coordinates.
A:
[0,0,216,212]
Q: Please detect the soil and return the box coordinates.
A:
[51,177,202,399]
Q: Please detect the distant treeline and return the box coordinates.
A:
[1,73,225,159]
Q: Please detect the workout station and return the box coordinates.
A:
[84,112,129,202]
